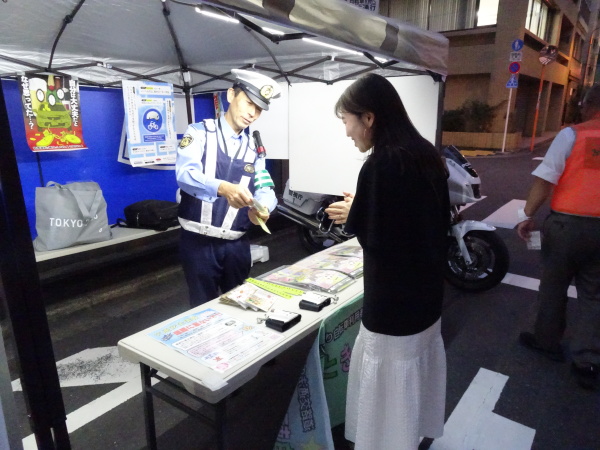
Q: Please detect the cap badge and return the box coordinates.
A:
[179,134,193,149]
[244,164,255,174]
[260,85,274,100]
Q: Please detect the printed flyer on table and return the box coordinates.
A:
[147,308,282,373]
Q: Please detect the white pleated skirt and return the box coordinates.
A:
[345,319,446,450]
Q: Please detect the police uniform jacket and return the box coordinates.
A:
[176,116,276,239]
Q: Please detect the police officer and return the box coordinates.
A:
[176,69,281,307]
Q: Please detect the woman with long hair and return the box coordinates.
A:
[336,73,449,449]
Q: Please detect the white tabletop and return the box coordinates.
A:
[117,240,364,404]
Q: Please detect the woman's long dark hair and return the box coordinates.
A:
[334,73,446,178]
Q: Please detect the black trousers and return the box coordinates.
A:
[179,229,251,308]
[534,212,600,367]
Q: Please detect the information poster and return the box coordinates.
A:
[122,80,177,167]
[19,74,87,152]
[148,309,282,373]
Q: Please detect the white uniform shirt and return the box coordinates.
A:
[532,127,576,185]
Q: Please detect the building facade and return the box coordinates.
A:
[379,0,600,147]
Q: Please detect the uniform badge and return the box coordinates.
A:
[260,85,274,100]
[244,164,255,174]
[179,134,193,148]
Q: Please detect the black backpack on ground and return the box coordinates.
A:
[118,200,179,231]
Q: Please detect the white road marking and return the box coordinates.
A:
[12,347,137,392]
[502,273,577,298]
[458,196,487,212]
[21,379,146,449]
[482,199,526,229]
[13,347,160,448]
[430,368,535,450]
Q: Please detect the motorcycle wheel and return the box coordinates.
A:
[445,230,509,291]
[297,225,340,254]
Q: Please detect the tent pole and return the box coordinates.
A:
[48,0,87,70]
[0,82,70,449]
[184,86,193,124]
[435,79,446,150]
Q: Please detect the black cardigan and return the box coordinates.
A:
[346,150,450,336]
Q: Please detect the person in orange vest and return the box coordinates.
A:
[517,83,600,391]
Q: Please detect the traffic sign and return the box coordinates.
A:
[509,62,521,74]
[509,51,522,62]
[511,39,524,51]
[506,74,518,89]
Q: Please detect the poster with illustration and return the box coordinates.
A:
[122,80,177,167]
[19,74,87,151]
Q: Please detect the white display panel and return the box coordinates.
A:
[253,82,289,160]
[288,75,441,195]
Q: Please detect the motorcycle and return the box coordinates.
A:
[275,145,510,292]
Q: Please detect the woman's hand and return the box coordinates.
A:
[325,191,354,224]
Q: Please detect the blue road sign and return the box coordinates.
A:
[512,39,524,51]
[506,74,519,89]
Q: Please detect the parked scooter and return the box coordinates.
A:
[275,145,509,292]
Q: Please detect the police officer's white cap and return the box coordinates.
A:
[231,69,281,111]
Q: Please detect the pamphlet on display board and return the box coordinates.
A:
[122,80,177,167]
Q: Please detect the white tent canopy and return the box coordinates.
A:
[0,0,448,91]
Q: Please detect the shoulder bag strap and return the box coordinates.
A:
[65,186,103,223]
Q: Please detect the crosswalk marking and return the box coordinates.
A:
[22,379,145,449]
[15,348,161,449]
[430,368,535,450]
[482,199,526,229]
[502,272,577,298]
[458,196,487,212]
[12,347,137,392]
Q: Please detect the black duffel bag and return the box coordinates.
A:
[119,200,179,231]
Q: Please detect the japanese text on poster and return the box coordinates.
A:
[19,74,87,152]
[122,80,177,167]
[147,309,282,373]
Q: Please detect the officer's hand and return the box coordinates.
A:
[217,181,253,209]
[516,218,535,241]
[248,208,269,225]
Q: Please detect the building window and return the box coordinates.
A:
[428,0,475,32]
[573,33,584,61]
[476,0,499,26]
[580,0,591,24]
[558,15,574,54]
[526,0,552,41]
[390,0,498,32]
[426,0,497,32]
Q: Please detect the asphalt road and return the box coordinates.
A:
[6,143,600,449]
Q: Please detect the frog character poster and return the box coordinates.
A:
[19,74,87,151]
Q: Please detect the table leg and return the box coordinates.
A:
[141,364,157,450]
[215,400,226,450]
